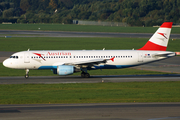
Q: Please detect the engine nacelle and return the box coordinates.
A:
[57,65,74,75]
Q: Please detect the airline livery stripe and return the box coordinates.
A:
[160,22,173,28]
[138,41,167,51]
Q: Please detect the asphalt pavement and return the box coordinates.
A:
[1,30,180,38]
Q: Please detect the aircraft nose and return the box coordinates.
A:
[3,59,11,68]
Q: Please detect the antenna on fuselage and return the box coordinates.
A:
[27,49,30,51]
[103,48,105,50]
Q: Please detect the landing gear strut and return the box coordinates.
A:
[81,71,90,78]
[25,69,29,79]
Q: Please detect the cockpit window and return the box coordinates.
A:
[10,56,19,59]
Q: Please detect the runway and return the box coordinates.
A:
[0,30,180,38]
[0,75,180,84]
[0,103,180,120]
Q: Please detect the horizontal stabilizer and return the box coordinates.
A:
[152,52,176,58]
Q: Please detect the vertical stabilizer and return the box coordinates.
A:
[138,22,173,51]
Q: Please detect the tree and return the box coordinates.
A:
[20,0,30,11]
[3,8,14,17]
[0,2,10,10]
[49,0,57,10]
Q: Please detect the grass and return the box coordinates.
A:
[0,82,180,104]
[0,23,180,33]
[0,37,179,52]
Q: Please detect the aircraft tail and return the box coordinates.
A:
[138,22,173,51]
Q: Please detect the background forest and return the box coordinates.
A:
[0,0,179,26]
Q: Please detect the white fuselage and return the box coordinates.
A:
[3,50,175,70]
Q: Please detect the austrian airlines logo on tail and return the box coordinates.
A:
[157,32,167,39]
[138,22,173,51]
[33,53,46,61]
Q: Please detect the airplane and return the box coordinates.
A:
[3,22,176,78]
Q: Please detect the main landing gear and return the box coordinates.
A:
[81,71,90,78]
[25,69,29,79]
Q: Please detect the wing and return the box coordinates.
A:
[64,57,115,68]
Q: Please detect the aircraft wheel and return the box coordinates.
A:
[84,73,90,78]
[81,73,85,78]
[25,69,29,79]
[25,74,29,79]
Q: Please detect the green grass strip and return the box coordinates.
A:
[0,82,180,104]
[0,37,179,52]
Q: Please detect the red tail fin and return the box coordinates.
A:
[138,22,173,51]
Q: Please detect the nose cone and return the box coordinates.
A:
[3,59,12,68]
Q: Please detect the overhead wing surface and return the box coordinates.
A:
[65,57,115,68]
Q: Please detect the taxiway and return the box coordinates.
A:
[1,103,180,120]
[0,75,180,84]
[1,30,180,38]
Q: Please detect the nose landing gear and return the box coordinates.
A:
[25,69,29,79]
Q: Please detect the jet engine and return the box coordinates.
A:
[56,65,80,75]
